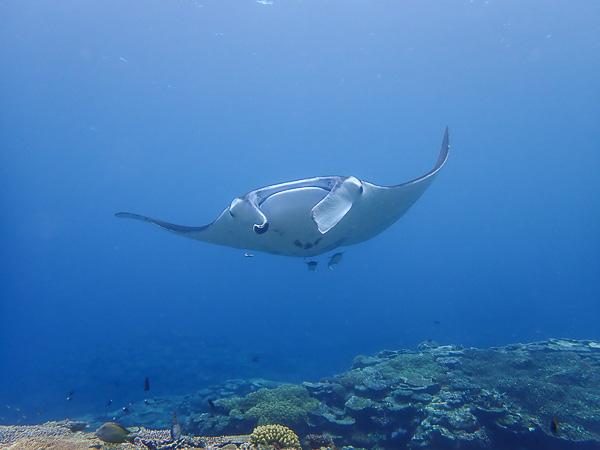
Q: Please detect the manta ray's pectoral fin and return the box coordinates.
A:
[400,126,449,187]
[310,176,363,234]
[115,212,211,235]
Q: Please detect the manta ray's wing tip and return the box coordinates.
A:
[115,211,211,235]
[434,127,450,171]
[115,212,140,219]
[115,212,154,224]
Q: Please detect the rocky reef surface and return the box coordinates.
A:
[3,339,600,449]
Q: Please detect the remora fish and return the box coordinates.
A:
[305,261,318,272]
[327,252,344,270]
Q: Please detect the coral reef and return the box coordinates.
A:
[0,421,249,449]
[190,339,600,449]
[8,339,600,449]
[249,424,302,449]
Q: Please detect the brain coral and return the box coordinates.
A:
[250,424,302,449]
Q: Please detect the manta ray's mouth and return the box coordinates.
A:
[256,186,330,207]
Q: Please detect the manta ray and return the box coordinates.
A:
[116,128,449,257]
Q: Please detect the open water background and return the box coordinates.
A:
[1,0,599,425]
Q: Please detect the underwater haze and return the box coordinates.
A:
[1,0,599,425]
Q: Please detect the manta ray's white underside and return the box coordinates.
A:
[116,128,450,257]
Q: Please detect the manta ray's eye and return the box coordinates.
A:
[359,185,363,194]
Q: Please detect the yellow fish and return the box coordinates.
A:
[95,422,137,443]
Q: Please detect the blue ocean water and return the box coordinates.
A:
[0,0,598,427]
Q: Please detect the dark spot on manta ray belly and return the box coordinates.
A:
[295,237,322,250]
[335,238,347,247]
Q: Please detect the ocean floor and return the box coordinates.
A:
[2,338,600,449]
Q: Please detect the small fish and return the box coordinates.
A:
[122,406,129,413]
[144,399,149,406]
[434,320,441,325]
[144,375,150,391]
[244,253,254,257]
[551,418,559,434]
[305,261,318,272]
[327,252,344,270]
[252,355,260,363]
[95,422,137,443]
[207,399,215,410]
[67,397,72,402]
[171,412,182,441]
[107,399,112,406]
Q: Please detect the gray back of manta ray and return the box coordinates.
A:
[116,128,450,257]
